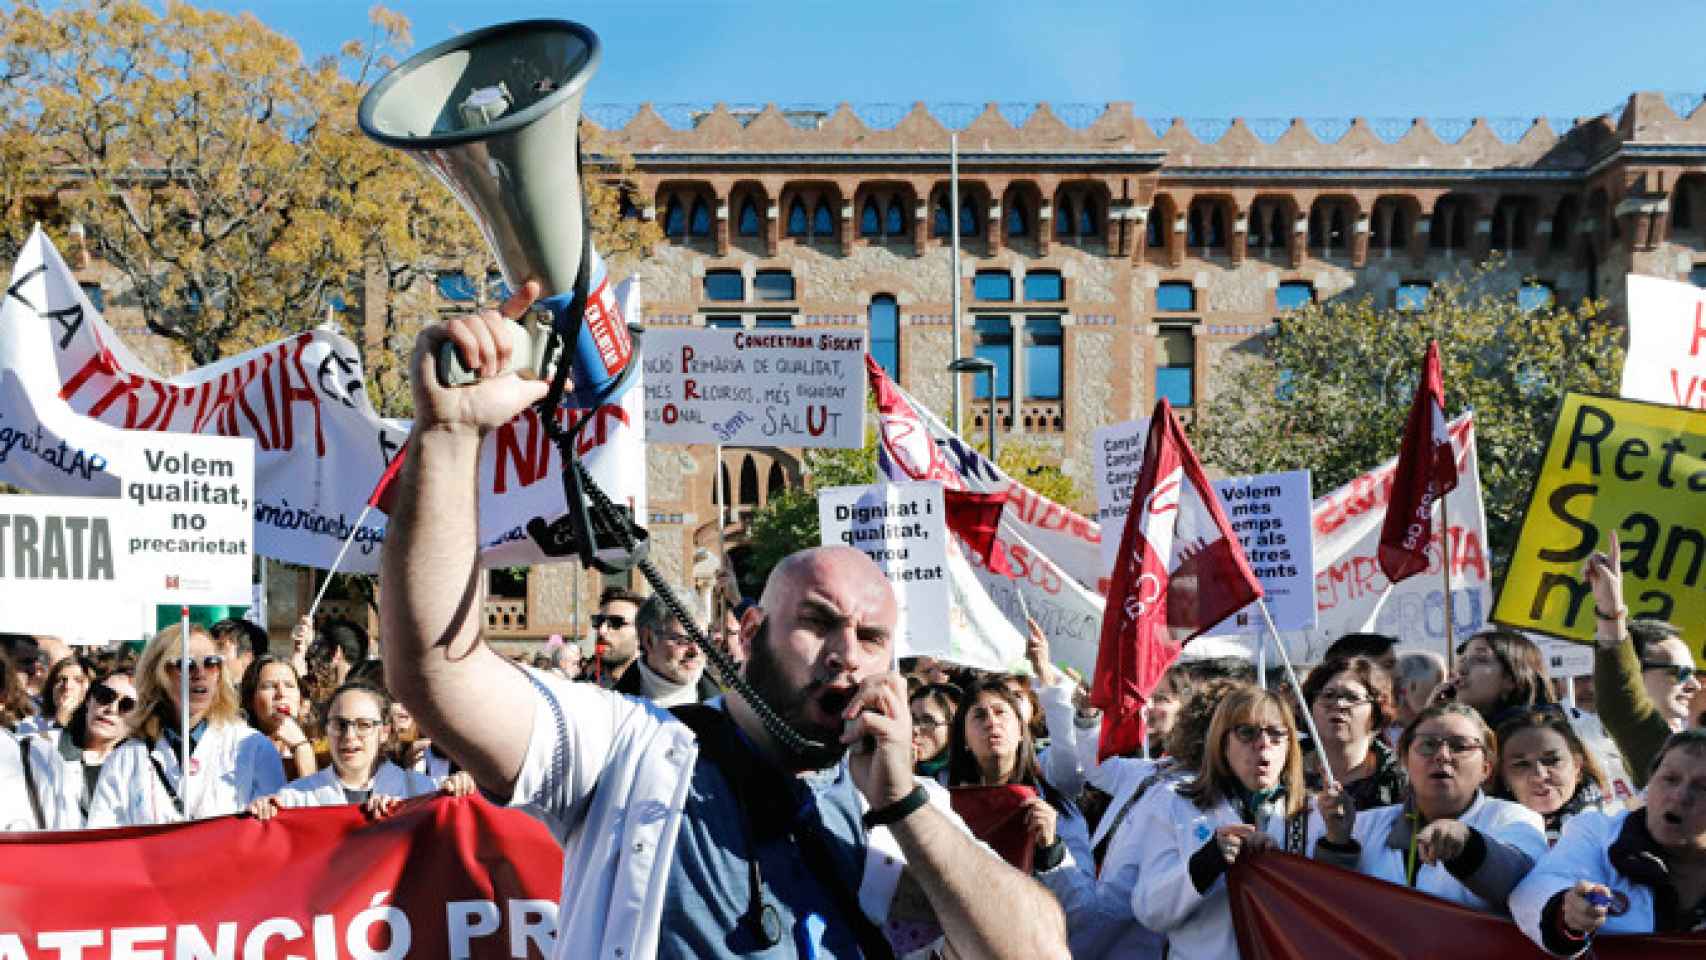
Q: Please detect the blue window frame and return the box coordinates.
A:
[688,198,710,237]
[860,198,882,237]
[705,315,742,329]
[703,270,744,302]
[1157,328,1194,408]
[1276,282,1315,311]
[812,201,834,237]
[787,199,808,237]
[754,270,795,301]
[1157,282,1195,312]
[1025,317,1063,400]
[973,317,1013,400]
[1396,282,1431,312]
[1006,200,1028,237]
[437,272,478,302]
[886,199,906,236]
[974,271,1013,302]
[755,315,793,329]
[869,295,900,380]
[737,199,760,237]
[1024,271,1063,302]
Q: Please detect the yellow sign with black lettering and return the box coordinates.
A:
[1494,392,1706,660]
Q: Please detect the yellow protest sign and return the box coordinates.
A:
[1495,392,1706,661]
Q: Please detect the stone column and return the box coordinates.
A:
[715,197,730,257]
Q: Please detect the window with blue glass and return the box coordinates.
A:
[973,317,1013,399]
[1006,200,1029,237]
[437,271,478,302]
[1024,271,1063,302]
[1026,317,1063,400]
[1396,282,1431,312]
[1147,212,1164,249]
[974,271,1014,302]
[688,198,711,237]
[1080,199,1098,237]
[486,271,510,303]
[932,198,951,237]
[1056,198,1075,236]
[1157,282,1196,312]
[869,295,900,380]
[886,199,906,236]
[1157,328,1195,407]
[812,201,834,237]
[737,199,760,237]
[703,270,744,302]
[1276,282,1314,311]
[787,199,809,237]
[80,283,105,311]
[754,270,795,301]
[755,315,793,329]
[705,315,743,329]
[860,198,882,237]
[960,198,981,238]
[1518,283,1554,312]
[664,197,686,237]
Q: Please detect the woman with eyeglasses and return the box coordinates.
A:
[1513,729,1706,954]
[249,682,472,820]
[239,656,319,781]
[1493,710,1615,845]
[1130,685,1314,959]
[909,682,960,784]
[18,654,97,738]
[1314,702,1546,913]
[18,671,136,830]
[87,623,285,826]
[1301,655,1407,810]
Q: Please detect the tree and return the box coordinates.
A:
[1193,260,1623,580]
[742,435,879,594]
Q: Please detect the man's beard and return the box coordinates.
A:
[743,619,848,770]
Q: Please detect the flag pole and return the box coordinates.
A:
[1255,597,1338,791]
[1439,495,1456,672]
[307,503,374,622]
[179,605,192,790]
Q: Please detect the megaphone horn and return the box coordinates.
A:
[358,19,632,406]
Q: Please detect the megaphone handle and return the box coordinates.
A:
[436,317,545,387]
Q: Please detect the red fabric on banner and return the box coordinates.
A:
[0,796,564,958]
[943,488,1012,575]
[1377,340,1460,583]
[949,784,1038,873]
[1229,850,1706,959]
[1090,400,1263,760]
[367,438,409,512]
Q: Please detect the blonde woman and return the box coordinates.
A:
[87,624,284,826]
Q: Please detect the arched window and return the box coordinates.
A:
[767,462,787,500]
[869,294,900,380]
[664,197,685,237]
[960,198,981,237]
[1080,198,1098,237]
[1187,207,1205,247]
[1209,207,1227,249]
[1308,207,1325,249]
[1006,199,1029,237]
[1147,211,1164,248]
[812,200,834,237]
[1269,207,1287,249]
[860,197,882,237]
[688,198,710,237]
[932,197,951,237]
[1056,198,1076,236]
[737,198,760,237]
[885,198,906,236]
[787,198,808,237]
[1329,208,1346,249]
[739,456,759,506]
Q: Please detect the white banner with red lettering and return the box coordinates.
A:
[0,227,644,573]
[1622,273,1706,409]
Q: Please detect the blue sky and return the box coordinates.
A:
[201,0,1706,122]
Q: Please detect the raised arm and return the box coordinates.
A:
[380,285,550,798]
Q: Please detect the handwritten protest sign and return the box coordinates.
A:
[1091,419,1148,576]
[113,432,254,605]
[1210,470,1317,634]
[0,494,137,641]
[643,328,866,448]
[1623,274,1706,409]
[818,482,949,659]
[1495,393,1706,661]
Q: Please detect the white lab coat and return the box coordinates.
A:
[0,728,39,831]
[23,727,99,830]
[86,719,284,827]
[274,760,440,809]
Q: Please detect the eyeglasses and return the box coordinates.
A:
[1231,724,1290,746]
[1316,687,1371,708]
[1413,735,1486,757]
[1641,662,1699,685]
[327,717,383,736]
[911,717,946,733]
[89,684,136,713]
[590,614,630,631]
[164,655,224,674]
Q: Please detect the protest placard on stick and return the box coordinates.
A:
[818,481,949,660]
[1091,419,1147,576]
[0,494,136,641]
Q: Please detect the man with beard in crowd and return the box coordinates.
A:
[379,285,1067,959]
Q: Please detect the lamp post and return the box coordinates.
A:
[947,356,998,462]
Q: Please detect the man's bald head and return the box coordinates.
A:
[759,546,897,629]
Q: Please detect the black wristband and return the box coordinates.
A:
[863,785,929,829]
[1034,836,1067,872]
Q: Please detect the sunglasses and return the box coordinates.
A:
[1641,662,1699,685]
[590,614,630,630]
[164,655,225,674]
[89,684,136,713]
[1231,723,1290,746]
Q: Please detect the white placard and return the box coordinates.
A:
[1543,640,1595,679]
[643,327,866,447]
[817,482,949,659]
[0,495,137,642]
[113,432,255,605]
[1622,274,1706,409]
[1212,470,1318,634]
[1091,418,1148,576]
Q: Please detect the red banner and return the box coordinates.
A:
[1229,851,1706,959]
[0,796,564,958]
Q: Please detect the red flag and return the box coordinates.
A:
[949,784,1039,873]
[943,489,1012,575]
[1377,341,1460,583]
[1090,400,1263,761]
[367,440,409,513]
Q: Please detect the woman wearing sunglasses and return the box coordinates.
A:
[19,671,136,829]
[1131,685,1313,959]
[87,623,285,826]
[248,682,472,820]
[1314,702,1546,913]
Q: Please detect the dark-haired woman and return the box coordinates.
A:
[22,672,135,829]
[240,656,318,781]
[1494,710,1615,845]
[18,654,96,738]
[1302,655,1406,809]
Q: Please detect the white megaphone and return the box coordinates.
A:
[358,19,632,406]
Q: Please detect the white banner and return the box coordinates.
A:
[113,432,254,605]
[643,328,866,447]
[1622,273,1706,409]
[1209,470,1317,634]
[0,228,645,573]
[818,482,950,662]
[1091,418,1148,577]
[0,494,137,642]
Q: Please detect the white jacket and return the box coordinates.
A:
[274,760,440,809]
[1511,808,1693,955]
[23,727,94,830]
[86,720,285,827]
[0,728,38,831]
[503,670,987,960]
[1129,779,1319,960]
[1316,792,1546,914]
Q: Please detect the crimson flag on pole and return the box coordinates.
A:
[367,441,409,514]
[1377,340,1459,584]
[943,489,1012,575]
[1090,399,1263,761]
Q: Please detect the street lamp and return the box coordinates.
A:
[947,356,998,462]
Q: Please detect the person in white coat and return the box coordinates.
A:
[1512,729,1706,955]
[249,682,472,820]
[86,623,285,826]
[0,726,38,831]
[1313,702,1547,915]
[21,672,135,830]
[1131,685,1316,960]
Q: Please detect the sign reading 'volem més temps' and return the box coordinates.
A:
[113,432,255,606]
[817,481,950,661]
[1495,392,1706,661]
[641,328,867,448]
[0,494,135,639]
[1210,469,1318,634]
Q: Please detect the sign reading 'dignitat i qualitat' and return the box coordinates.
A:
[642,328,867,448]
[1091,419,1149,576]
[113,432,255,605]
[817,481,949,659]
[0,494,135,639]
